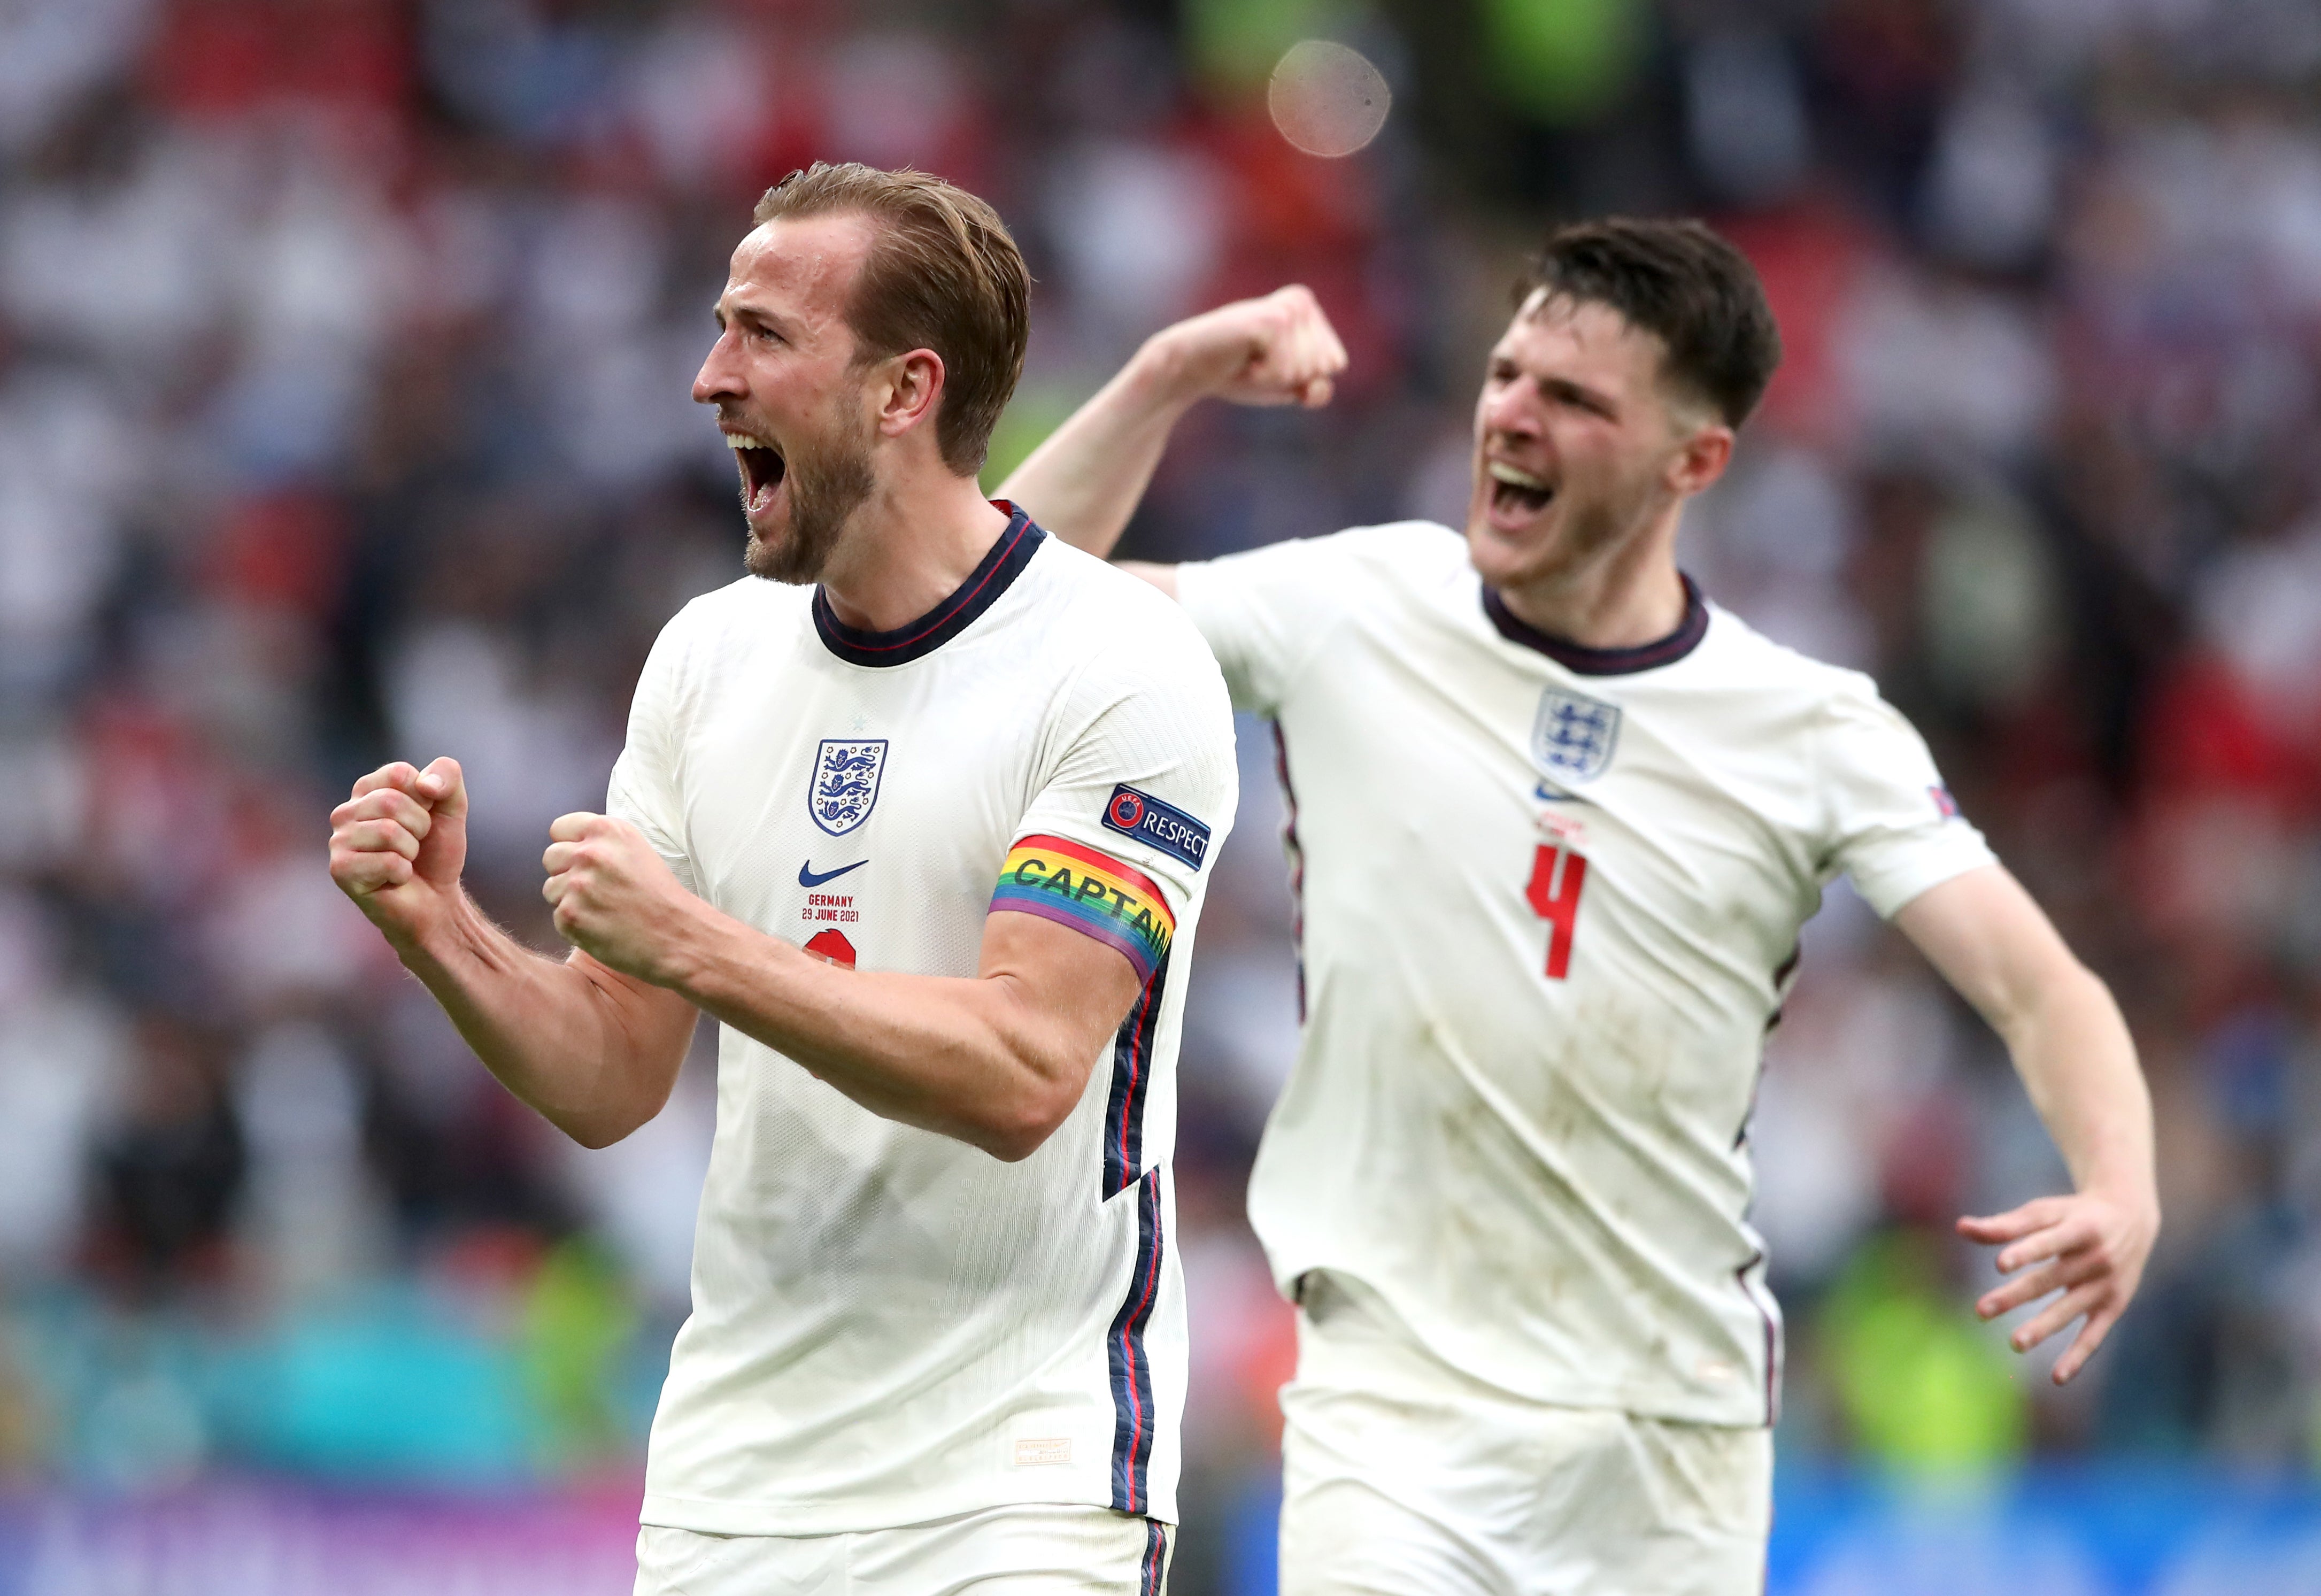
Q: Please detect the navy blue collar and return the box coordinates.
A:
[813,503,1046,668]
[1482,574,1709,675]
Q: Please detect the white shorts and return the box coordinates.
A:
[1278,1274,1771,1596]
[635,1504,1172,1596]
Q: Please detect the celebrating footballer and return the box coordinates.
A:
[331,164,1234,1594]
[1005,218,2160,1593]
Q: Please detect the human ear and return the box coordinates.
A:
[1669,422,1734,497]
[877,349,946,440]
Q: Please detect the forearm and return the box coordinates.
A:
[1995,963,2155,1205]
[997,341,1194,558]
[669,917,1083,1160]
[395,894,689,1148]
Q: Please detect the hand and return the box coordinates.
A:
[1145,285,1348,411]
[329,758,469,945]
[541,812,701,985]
[1958,1188,2158,1384]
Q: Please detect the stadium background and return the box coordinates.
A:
[1,0,2318,1590]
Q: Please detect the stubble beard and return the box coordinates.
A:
[744,415,877,586]
[1471,451,1670,593]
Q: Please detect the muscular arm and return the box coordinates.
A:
[997,284,1346,569]
[1894,863,2160,1383]
[329,760,697,1148]
[542,813,1142,1161]
[334,762,1141,1158]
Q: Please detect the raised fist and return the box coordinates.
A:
[1147,284,1348,411]
[328,757,470,945]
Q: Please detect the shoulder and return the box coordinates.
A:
[1691,604,1935,777]
[1695,600,1883,707]
[1029,536,1221,673]
[1178,520,1469,622]
[1211,519,1464,580]
[662,574,801,638]
[652,575,805,657]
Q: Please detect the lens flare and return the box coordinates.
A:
[1267,40,1391,159]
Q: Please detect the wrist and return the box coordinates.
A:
[1127,328,1208,419]
[2078,1167,2160,1217]
[381,883,492,981]
[653,896,754,1001]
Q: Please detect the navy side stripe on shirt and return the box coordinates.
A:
[1107,1167,1165,1513]
[1101,945,1168,1198]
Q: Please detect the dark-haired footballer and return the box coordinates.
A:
[1001,220,2158,1592]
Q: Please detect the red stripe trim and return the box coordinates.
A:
[1011,834,1169,912]
[1116,975,1159,1182]
[1119,1185,1163,1509]
[835,512,1030,652]
[1141,1521,1166,1593]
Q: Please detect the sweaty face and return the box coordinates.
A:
[1463,294,1700,594]
[693,214,883,585]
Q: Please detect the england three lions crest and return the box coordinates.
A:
[1532,688,1621,783]
[810,739,888,836]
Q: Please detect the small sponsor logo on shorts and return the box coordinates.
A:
[1013,1437,1073,1467]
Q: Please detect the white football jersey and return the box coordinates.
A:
[608,507,1237,1535]
[1176,522,1993,1428]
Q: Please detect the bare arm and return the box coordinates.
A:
[997,285,1348,562]
[328,760,697,1148]
[541,813,1142,1161]
[1894,863,2160,1383]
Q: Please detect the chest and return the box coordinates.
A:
[1284,613,1828,954]
[670,639,1059,948]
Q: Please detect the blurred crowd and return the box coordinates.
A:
[0,0,2317,1584]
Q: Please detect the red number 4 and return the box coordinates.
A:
[1525,845,1588,980]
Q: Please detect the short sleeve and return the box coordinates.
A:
[1819,679,1997,917]
[1174,535,1359,717]
[605,615,700,898]
[992,643,1238,977]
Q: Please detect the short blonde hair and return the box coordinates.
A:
[754,163,1029,476]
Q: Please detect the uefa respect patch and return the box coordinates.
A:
[1100,784,1211,871]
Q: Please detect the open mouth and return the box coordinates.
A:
[727,431,788,516]
[1488,459,1554,516]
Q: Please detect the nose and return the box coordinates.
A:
[692,327,743,407]
[1480,376,1540,445]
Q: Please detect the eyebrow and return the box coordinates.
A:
[1491,352,1619,418]
[712,299,790,337]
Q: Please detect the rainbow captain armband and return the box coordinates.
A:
[991,835,1176,983]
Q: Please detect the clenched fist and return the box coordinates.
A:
[329,758,470,946]
[541,812,704,985]
[1145,284,1348,412]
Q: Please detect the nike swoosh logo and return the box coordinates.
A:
[798,859,868,888]
[1535,782,1593,805]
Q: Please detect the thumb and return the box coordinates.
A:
[416,756,468,819]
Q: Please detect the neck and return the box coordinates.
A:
[818,467,1009,633]
[1490,505,1688,649]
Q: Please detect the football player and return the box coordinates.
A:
[1003,219,2157,1593]
[332,163,1236,1596]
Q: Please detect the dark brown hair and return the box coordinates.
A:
[754,163,1029,475]
[1515,218,1783,428]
